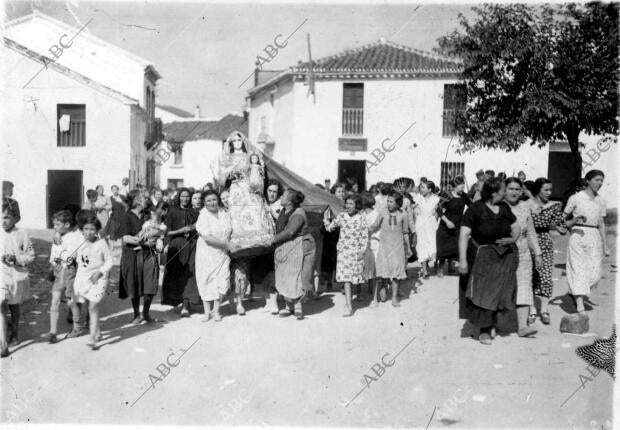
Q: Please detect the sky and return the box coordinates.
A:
[6,0,475,118]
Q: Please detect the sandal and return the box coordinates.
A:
[541,312,550,325]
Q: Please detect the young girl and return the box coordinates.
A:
[360,192,380,306]
[1,203,35,357]
[371,191,410,307]
[44,210,87,343]
[325,194,368,317]
[74,211,113,350]
[414,180,440,278]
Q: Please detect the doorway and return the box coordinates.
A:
[47,170,83,228]
[548,152,576,202]
[338,160,366,191]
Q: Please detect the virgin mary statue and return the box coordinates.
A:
[218,131,275,249]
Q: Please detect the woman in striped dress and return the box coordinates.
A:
[504,178,542,337]
[270,189,316,320]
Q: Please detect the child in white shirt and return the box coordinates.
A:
[74,212,113,350]
[1,203,34,358]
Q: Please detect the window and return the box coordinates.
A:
[167,179,184,189]
[173,146,183,165]
[442,84,466,137]
[57,104,86,147]
[440,161,465,191]
[342,83,363,136]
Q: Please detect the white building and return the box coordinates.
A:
[157,114,248,190]
[2,11,163,228]
[246,39,617,206]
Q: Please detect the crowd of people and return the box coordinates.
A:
[0,132,611,356]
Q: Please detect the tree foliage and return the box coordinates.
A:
[437,3,618,177]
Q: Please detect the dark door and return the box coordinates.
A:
[547,152,576,202]
[338,160,366,191]
[47,170,83,228]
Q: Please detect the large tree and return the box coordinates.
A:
[437,3,618,179]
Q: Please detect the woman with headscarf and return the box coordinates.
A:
[161,188,201,316]
[269,189,316,319]
[458,178,520,345]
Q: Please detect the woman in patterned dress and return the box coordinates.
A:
[504,178,542,337]
[528,178,567,325]
[325,194,368,317]
[563,170,609,314]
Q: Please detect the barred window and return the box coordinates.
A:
[57,104,86,147]
[440,161,465,191]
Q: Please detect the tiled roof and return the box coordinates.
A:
[163,114,248,142]
[157,104,193,118]
[292,39,461,74]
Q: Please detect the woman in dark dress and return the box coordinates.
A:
[161,188,201,316]
[436,176,470,277]
[118,190,157,324]
[106,186,127,241]
[320,183,345,290]
[458,178,520,345]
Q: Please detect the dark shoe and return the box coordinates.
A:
[294,302,304,320]
[479,333,492,345]
[66,328,87,338]
[180,308,190,318]
[518,327,538,337]
[541,312,550,325]
[279,309,291,318]
[1,348,9,358]
[42,332,58,344]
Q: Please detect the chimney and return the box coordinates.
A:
[194,105,201,119]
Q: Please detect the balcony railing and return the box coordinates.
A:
[342,108,364,136]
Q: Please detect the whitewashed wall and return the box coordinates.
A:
[250,77,549,189]
[2,48,138,228]
[158,139,221,189]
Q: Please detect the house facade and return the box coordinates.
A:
[2,12,162,228]
[157,114,248,190]
[246,39,617,206]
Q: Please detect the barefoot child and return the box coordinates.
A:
[44,210,87,343]
[1,202,34,357]
[74,212,112,350]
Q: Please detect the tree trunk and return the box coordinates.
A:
[565,126,582,182]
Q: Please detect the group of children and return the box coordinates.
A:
[1,203,114,357]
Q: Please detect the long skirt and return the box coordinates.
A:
[415,216,438,262]
[459,242,518,328]
[137,249,159,297]
[566,227,602,296]
[532,232,554,298]
[436,223,459,259]
[515,238,534,306]
[196,240,230,301]
[162,236,201,306]
[118,246,139,300]
[275,234,316,300]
